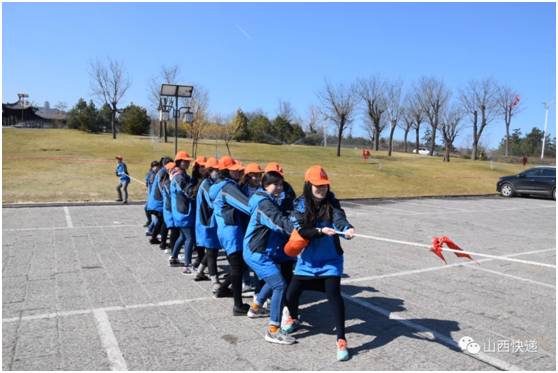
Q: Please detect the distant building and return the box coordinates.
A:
[2,94,67,128]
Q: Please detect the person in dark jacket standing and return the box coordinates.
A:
[115,155,130,204]
[282,165,355,361]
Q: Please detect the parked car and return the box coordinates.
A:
[412,147,438,156]
[497,166,556,200]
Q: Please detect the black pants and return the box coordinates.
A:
[192,247,206,268]
[167,227,180,251]
[144,205,152,225]
[285,276,345,340]
[116,180,129,202]
[159,222,169,248]
[201,248,219,277]
[224,252,246,308]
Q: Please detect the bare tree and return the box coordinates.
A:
[277,100,297,122]
[400,105,413,153]
[385,80,403,156]
[358,76,387,151]
[89,58,131,139]
[148,65,180,139]
[459,79,499,160]
[54,102,68,112]
[496,85,522,158]
[416,77,450,156]
[183,86,209,158]
[438,105,464,162]
[407,85,426,154]
[318,80,358,157]
[305,105,321,133]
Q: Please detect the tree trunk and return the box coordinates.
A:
[164,121,168,143]
[373,124,380,151]
[387,122,396,156]
[504,112,511,158]
[159,120,162,138]
[403,129,409,152]
[429,122,437,156]
[471,111,479,160]
[111,111,116,139]
[415,126,420,154]
[336,123,343,157]
[444,145,450,162]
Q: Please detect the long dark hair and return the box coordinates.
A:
[191,164,204,196]
[302,181,334,227]
[218,169,231,180]
[261,171,283,189]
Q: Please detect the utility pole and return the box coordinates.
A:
[541,101,552,160]
[323,124,327,147]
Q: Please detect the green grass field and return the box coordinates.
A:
[2,128,526,203]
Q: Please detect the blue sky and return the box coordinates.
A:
[3,2,556,148]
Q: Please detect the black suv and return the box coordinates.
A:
[497,166,556,200]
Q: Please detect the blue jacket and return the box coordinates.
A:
[161,173,175,228]
[170,171,196,228]
[243,190,294,279]
[195,178,220,249]
[145,169,155,195]
[208,178,250,255]
[289,194,353,277]
[146,168,165,212]
[115,162,130,183]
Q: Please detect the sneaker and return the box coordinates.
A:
[159,244,167,251]
[247,305,269,318]
[122,200,128,205]
[232,303,250,316]
[182,265,193,275]
[194,272,210,282]
[281,317,302,334]
[164,248,171,254]
[150,238,161,245]
[168,257,181,267]
[336,339,349,361]
[242,283,253,293]
[211,282,221,294]
[145,231,153,236]
[115,199,123,202]
[265,329,296,345]
[143,222,150,228]
[214,287,233,298]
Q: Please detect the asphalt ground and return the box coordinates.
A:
[2,196,556,370]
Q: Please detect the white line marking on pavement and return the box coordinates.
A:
[386,199,471,212]
[341,292,523,371]
[2,296,214,323]
[2,224,144,232]
[63,206,73,228]
[467,266,556,289]
[93,309,128,371]
[342,248,556,285]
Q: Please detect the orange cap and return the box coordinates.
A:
[115,155,123,160]
[234,160,244,171]
[244,163,263,175]
[304,165,330,186]
[205,156,219,169]
[218,156,243,171]
[175,151,193,162]
[264,162,284,176]
[164,162,176,171]
[194,155,207,166]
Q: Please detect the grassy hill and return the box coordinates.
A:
[2,128,526,203]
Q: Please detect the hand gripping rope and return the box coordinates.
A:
[333,231,555,269]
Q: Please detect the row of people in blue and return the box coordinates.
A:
[143,152,355,361]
